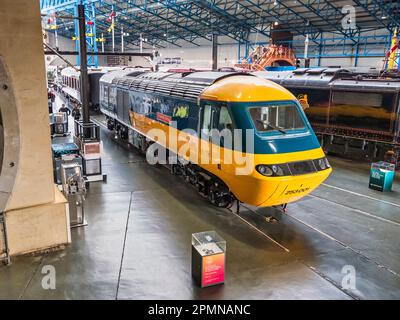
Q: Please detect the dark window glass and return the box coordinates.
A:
[117,90,124,120]
[202,104,213,133]
[123,91,130,124]
[218,106,233,132]
[329,91,395,132]
[292,89,330,125]
[249,104,305,133]
[100,84,109,110]
[109,87,117,113]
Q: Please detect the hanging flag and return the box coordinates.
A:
[46,16,58,30]
[107,11,115,23]
[107,22,115,33]
[388,28,398,69]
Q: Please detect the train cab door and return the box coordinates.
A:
[199,101,233,171]
[199,102,217,167]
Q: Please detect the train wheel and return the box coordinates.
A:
[171,164,183,176]
[107,119,115,131]
[140,137,147,154]
[208,184,232,208]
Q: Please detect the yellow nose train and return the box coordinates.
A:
[100,70,332,208]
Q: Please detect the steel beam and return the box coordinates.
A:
[352,0,396,31]
[77,4,90,125]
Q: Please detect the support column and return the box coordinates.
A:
[317,33,323,67]
[212,33,218,70]
[0,0,69,257]
[237,41,241,63]
[78,4,90,125]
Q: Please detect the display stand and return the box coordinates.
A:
[369,161,395,192]
[49,112,69,137]
[61,163,87,228]
[73,120,106,182]
[192,231,226,288]
[52,143,82,184]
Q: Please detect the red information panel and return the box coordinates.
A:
[201,253,225,287]
[84,143,100,155]
[156,112,172,124]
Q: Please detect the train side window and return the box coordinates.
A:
[101,84,109,109]
[329,91,395,132]
[216,106,234,148]
[202,104,213,132]
[123,91,130,123]
[218,106,233,132]
[116,90,124,120]
[109,87,117,112]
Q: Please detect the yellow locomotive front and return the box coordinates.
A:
[197,75,332,207]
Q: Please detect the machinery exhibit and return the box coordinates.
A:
[1,0,400,305]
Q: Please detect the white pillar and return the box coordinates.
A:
[304,34,309,59]
[121,26,124,53]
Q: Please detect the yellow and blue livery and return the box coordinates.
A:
[99,70,332,208]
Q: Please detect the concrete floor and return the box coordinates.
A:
[1,96,400,300]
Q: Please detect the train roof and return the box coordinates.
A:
[99,68,151,83]
[100,70,255,101]
[200,75,295,102]
[60,66,127,77]
[254,68,400,92]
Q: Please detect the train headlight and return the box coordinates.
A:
[256,165,273,176]
[271,165,284,176]
[325,158,331,168]
[256,164,288,176]
[314,157,331,171]
[318,158,326,170]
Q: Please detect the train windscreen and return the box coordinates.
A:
[249,103,305,133]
